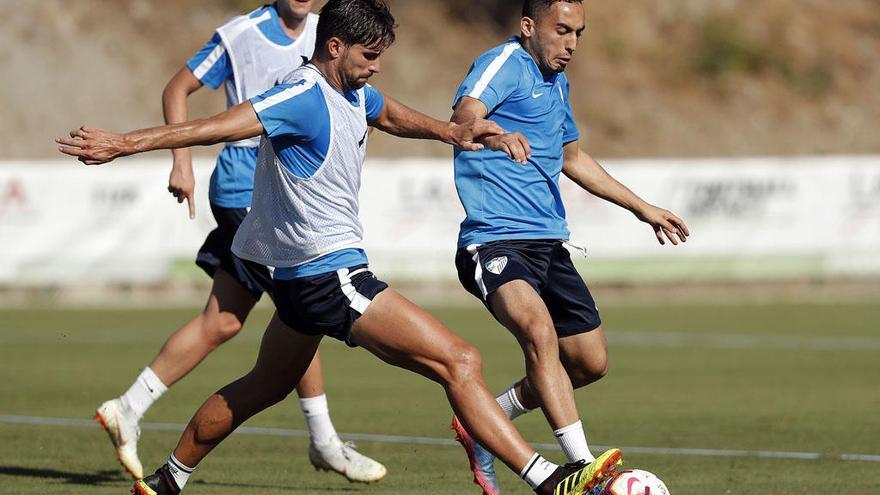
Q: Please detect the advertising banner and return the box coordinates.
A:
[1,156,878,285]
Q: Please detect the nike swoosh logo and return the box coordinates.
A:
[532,91,544,98]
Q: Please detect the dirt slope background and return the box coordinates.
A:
[2,0,878,159]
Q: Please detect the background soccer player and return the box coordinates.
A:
[58,2,623,494]
[94,0,386,483]
[448,1,690,493]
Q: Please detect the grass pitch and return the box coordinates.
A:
[1,300,878,494]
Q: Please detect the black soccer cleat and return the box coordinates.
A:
[131,464,181,495]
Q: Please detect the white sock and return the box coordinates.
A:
[520,453,559,489]
[167,453,194,490]
[496,383,532,420]
[121,367,168,421]
[554,420,595,463]
[300,394,337,445]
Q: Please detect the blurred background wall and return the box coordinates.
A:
[1,0,878,301]
[3,0,880,158]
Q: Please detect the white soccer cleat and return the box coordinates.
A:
[95,398,143,479]
[308,435,387,483]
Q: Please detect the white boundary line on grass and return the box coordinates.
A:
[605,331,880,351]
[2,414,878,463]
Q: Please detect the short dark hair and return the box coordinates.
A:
[315,0,397,51]
[522,0,583,19]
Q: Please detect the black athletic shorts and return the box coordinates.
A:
[455,239,601,337]
[195,204,273,300]
[273,265,389,346]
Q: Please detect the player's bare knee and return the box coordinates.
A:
[519,323,559,364]
[568,358,608,389]
[441,343,484,385]
[203,311,245,344]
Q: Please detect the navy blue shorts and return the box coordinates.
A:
[273,265,389,346]
[196,205,273,300]
[455,240,601,337]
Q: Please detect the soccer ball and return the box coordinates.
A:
[600,469,670,495]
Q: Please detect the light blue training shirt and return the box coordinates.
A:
[186,4,297,208]
[453,37,581,248]
[249,71,385,279]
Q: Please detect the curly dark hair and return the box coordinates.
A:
[315,0,397,51]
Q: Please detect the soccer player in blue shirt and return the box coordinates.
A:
[448,1,690,493]
[93,0,385,484]
[59,3,620,494]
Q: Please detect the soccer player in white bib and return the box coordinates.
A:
[59,2,619,495]
[93,0,386,484]
[446,1,691,494]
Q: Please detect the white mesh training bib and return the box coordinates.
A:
[232,65,370,268]
[217,10,318,147]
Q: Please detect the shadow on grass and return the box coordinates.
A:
[191,479,363,492]
[0,466,365,492]
[0,466,123,485]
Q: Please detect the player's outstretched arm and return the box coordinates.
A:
[451,96,531,164]
[371,95,502,152]
[56,102,264,166]
[562,140,690,246]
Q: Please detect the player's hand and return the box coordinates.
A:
[169,156,196,220]
[480,132,532,164]
[448,118,505,152]
[636,204,690,245]
[56,126,129,165]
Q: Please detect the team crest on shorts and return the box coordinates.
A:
[485,256,508,275]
